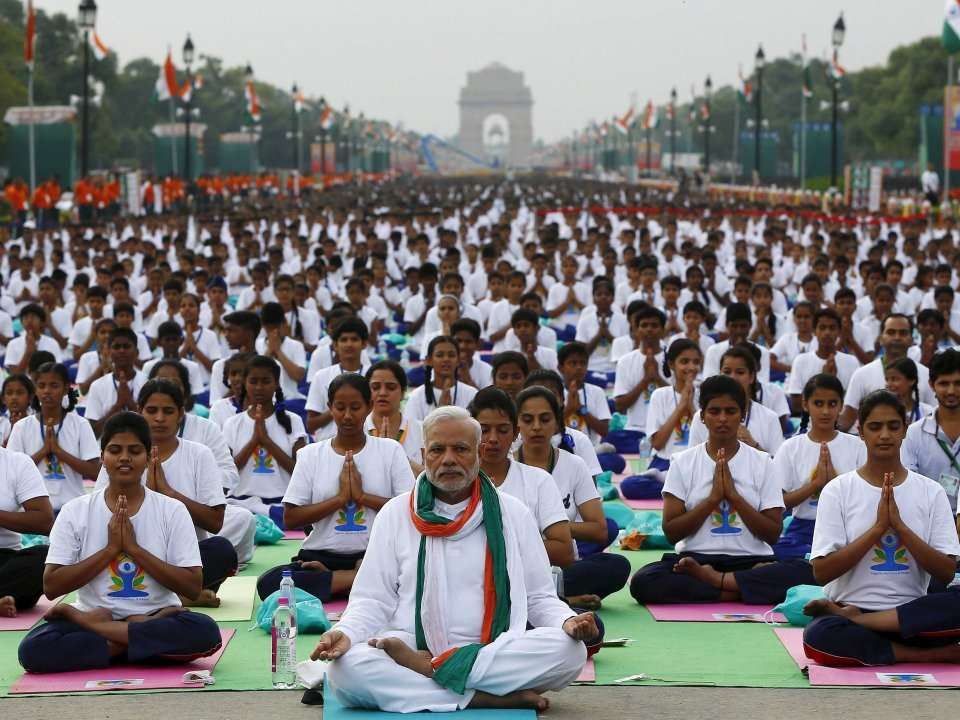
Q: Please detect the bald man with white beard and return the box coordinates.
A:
[312,406,597,713]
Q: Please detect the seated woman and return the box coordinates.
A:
[772,374,866,560]
[630,375,786,605]
[0,445,54,617]
[257,374,415,601]
[802,390,960,667]
[208,352,255,429]
[514,386,630,607]
[18,412,221,674]
[364,360,425,477]
[884,357,933,425]
[404,336,478,423]
[95,380,237,607]
[621,339,702,500]
[688,345,784,456]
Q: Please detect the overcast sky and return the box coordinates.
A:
[39,0,943,142]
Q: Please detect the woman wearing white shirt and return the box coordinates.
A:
[514,386,630,608]
[802,390,960,667]
[256,374,414,601]
[621,339,703,500]
[364,361,424,476]
[689,345,784,456]
[630,375,786,605]
[404,336,478,423]
[0,445,53,618]
[18,412,222,673]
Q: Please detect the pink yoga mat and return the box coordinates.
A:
[574,659,595,683]
[0,596,61,632]
[809,663,960,687]
[283,529,306,540]
[645,603,787,623]
[773,627,808,670]
[10,629,235,694]
[622,498,664,510]
[325,598,348,621]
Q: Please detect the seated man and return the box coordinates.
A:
[312,406,597,713]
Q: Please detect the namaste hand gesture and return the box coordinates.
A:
[875,473,904,534]
[812,443,836,492]
[564,380,580,418]
[823,353,837,377]
[44,418,58,457]
[253,404,269,443]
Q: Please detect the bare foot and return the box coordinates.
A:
[180,589,221,608]
[673,557,723,588]
[126,606,188,623]
[469,690,549,711]
[369,637,434,677]
[803,599,861,619]
[566,594,602,611]
[299,561,330,572]
[0,596,16,618]
[45,604,112,626]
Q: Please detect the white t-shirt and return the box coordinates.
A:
[47,488,201,619]
[646,385,699,460]
[180,414,239,492]
[305,363,371,442]
[770,333,818,370]
[0,446,48,550]
[94,438,225,540]
[209,397,242,429]
[844,358,935,411]
[253,336,307,400]
[772,432,867,521]
[561,426,603,476]
[703,340,771,383]
[550,450,600,524]
[283,437,415,553]
[7,413,99,511]
[575,310,630,373]
[663,442,783,556]
[142,358,205,396]
[546,282,592,331]
[497,460,568,533]
[83,370,147,423]
[362,414,425,467]
[565,382,612,445]
[786,351,860,395]
[404,382,478,424]
[811,470,960,610]
[689,400,784,457]
[614,349,665,431]
[222,410,307,499]
[5,334,62,367]
[180,328,223,388]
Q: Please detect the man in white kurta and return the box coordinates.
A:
[312,406,596,713]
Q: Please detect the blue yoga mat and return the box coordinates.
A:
[323,684,536,719]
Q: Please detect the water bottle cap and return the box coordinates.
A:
[278,597,289,606]
[281,569,292,578]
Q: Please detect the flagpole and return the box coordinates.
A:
[731,93,740,184]
[801,57,807,190]
[947,55,954,204]
[27,65,36,195]
[168,97,178,176]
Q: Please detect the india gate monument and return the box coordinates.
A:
[457,62,534,168]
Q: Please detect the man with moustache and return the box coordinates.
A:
[312,406,597,713]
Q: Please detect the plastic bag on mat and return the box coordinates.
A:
[256,588,332,634]
[602,500,635,530]
[628,510,671,548]
[254,513,284,545]
[772,584,825,627]
[595,471,619,501]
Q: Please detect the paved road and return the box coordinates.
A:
[2,685,954,720]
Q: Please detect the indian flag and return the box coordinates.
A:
[641,100,658,130]
[245,79,261,122]
[89,30,110,61]
[946,0,960,53]
[318,105,334,130]
[613,106,634,134]
[154,50,179,102]
[24,0,36,69]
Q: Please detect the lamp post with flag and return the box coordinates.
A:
[24,0,36,193]
[669,87,677,175]
[831,13,846,189]
[704,75,712,175]
[290,83,302,175]
[754,45,765,180]
[182,34,194,184]
[78,0,97,177]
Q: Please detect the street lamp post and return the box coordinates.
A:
[704,76,712,175]
[244,63,256,174]
[78,0,97,177]
[831,13,846,189]
[291,83,301,174]
[182,34,194,184]
[670,87,677,174]
[754,45,765,179]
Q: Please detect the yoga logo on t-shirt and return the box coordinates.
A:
[44,456,66,480]
[807,467,820,508]
[334,501,367,532]
[673,417,690,447]
[710,499,742,535]
[107,553,148,598]
[252,446,275,474]
[870,532,910,573]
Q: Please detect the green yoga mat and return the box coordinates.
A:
[192,576,258,622]
[323,684,536,719]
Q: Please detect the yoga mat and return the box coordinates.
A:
[0,595,61,632]
[574,659,595,683]
[9,629,235,694]
[809,663,960,687]
[645,603,786,623]
[325,598,348,621]
[773,628,808,670]
[323,683,536,719]
[191,576,257,622]
[283,529,306,540]
[622,498,664,510]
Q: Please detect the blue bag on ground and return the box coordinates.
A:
[595,471,619,501]
[256,587,332,634]
[602,500,635,530]
[772,584,825,626]
[628,510,671,549]
[254,514,284,545]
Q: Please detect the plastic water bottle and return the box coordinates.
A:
[400,348,411,370]
[377,337,387,360]
[279,569,297,626]
[639,435,652,461]
[271,597,297,689]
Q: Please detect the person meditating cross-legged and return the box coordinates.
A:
[312,406,597,713]
[802,390,960,667]
[18,412,222,674]
[630,375,787,605]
